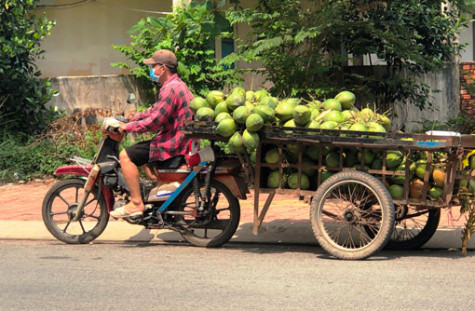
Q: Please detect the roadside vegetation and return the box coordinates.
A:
[0,0,57,138]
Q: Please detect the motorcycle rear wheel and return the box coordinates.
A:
[174,180,240,247]
[42,178,109,244]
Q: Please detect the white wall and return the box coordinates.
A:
[34,0,172,77]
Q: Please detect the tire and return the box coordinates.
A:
[310,171,395,260]
[42,178,109,244]
[386,206,440,250]
[174,180,240,247]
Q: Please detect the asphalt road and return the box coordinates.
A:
[1,240,474,311]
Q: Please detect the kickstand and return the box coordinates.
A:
[154,211,165,227]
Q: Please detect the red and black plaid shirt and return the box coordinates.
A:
[124,74,194,162]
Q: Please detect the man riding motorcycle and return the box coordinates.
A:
[110,49,194,218]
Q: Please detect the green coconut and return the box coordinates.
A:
[283,119,297,134]
[259,96,279,109]
[389,184,404,199]
[357,150,375,165]
[195,107,215,121]
[428,187,444,199]
[245,101,256,113]
[242,129,259,150]
[226,92,244,111]
[319,121,339,130]
[386,151,404,170]
[323,110,344,123]
[264,148,280,164]
[288,172,310,190]
[245,90,256,102]
[349,123,367,132]
[280,98,300,107]
[325,152,340,167]
[215,112,232,123]
[214,101,228,115]
[228,132,244,153]
[189,96,209,113]
[335,91,356,110]
[322,98,342,111]
[293,105,311,126]
[305,145,319,161]
[345,150,359,167]
[254,105,275,123]
[215,118,237,138]
[254,89,269,102]
[360,108,374,122]
[232,106,250,124]
[274,101,295,122]
[302,157,317,177]
[206,90,224,108]
[232,86,246,98]
[246,113,264,132]
[267,170,287,188]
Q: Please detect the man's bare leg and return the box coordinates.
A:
[110,149,144,217]
[143,164,158,184]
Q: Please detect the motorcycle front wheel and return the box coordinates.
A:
[42,178,109,244]
[174,180,240,247]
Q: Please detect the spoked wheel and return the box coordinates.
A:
[174,180,240,247]
[42,178,109,244]
[310,171,395,260]
[386,205,440,250]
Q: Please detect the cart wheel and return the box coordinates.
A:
[310,171,395,260]
[386,206,440,250]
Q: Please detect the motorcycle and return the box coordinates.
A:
[42,94,247,247]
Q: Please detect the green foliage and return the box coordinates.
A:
[0,134,92,181]
[225,0,469,109]
[0,126,141,182]
[113,0,242,99]
[461,197,475,256]
[420,112,475,134]
[0,0,57,137]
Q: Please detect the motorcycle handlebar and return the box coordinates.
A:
[114,115,129,123]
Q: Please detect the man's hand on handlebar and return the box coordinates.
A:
[125,110,137,120]
[118,123,127,134]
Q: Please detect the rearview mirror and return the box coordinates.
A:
[127,93,136,104]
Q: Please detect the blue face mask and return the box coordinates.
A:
[149,68,159,82]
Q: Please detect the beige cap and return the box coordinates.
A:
[143,49,178,68]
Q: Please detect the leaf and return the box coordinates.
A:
[253,37,284,55]
[128,19,146,34]
[148,16,166,29]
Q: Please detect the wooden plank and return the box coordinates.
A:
[253,191,276,235]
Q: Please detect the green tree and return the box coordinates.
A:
[225,0,470,109]
[113,0,242,100]
[0,0,56,138]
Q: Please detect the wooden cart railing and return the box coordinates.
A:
[183,121,475,235]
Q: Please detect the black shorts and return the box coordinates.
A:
[125,140,151,166]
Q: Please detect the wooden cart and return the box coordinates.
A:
[183,121,475,259]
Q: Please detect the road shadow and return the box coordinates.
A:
[116,240,474,261]
[97,217,475,260]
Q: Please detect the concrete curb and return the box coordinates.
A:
[1,220,474,249]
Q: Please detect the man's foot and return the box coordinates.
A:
[110,203,144,218]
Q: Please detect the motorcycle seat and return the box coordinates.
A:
[149,155,185,169]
